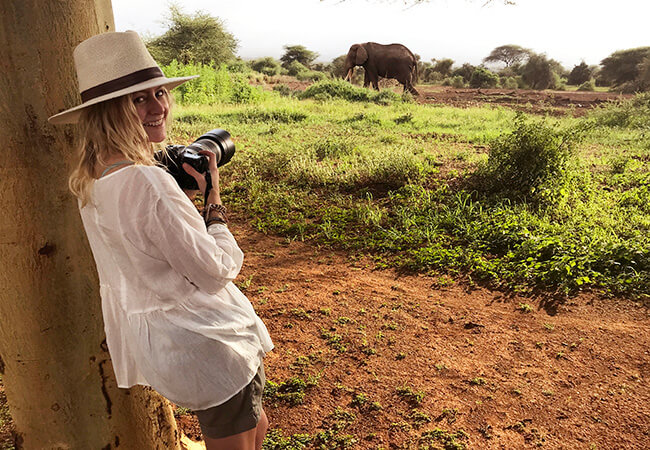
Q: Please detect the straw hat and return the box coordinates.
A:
[48,31,198,124]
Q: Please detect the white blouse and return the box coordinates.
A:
[79,165,273,410]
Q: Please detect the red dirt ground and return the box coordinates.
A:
[175,221,650,449]
[1,220,648,449]
[263,77,632,117]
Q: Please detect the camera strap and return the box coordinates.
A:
[100,161,134,178]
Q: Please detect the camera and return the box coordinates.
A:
[155,129,235,191]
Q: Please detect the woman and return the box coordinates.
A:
[48,31,273,450]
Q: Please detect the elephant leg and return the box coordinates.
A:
[371,73,380,91]
[363,72,370,88]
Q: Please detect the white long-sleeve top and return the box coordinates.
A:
[79,164,273,410]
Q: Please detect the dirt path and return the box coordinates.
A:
[179,221,650,449]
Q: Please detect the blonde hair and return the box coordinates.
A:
[69,89,171,206]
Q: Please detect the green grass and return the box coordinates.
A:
[169,81,649,299]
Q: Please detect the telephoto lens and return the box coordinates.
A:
[155,129,236,191]
[186,129,236,167]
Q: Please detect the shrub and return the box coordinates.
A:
[590,92,650,128]
[577,79,596,91]
[272,84,292,97]
[163,62,264,104]
[285,60,309,76]
[250,57,282,76]
[501,77,519,89]
[469,67,499,88]
[296,70,327,82]
[479,115,582,202]
[443,76,467,88]
[300,79,401,105]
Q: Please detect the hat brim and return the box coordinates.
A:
[48,75,199,124]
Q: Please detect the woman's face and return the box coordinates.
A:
[131,87,169,143]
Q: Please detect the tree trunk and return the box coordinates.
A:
[0,1,180,448]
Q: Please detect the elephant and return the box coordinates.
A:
[343,42,419,95]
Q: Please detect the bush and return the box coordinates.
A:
[442,76,467,88]
[285,60,309,76]
[163,61,264,104]
[479,115,582,202]
[501,77,519,89]
[590,92,650,128]
[296,70,328,82]
[469,67,499,88]
[577,79,596,91]
[250,57,282,76]
[272,84,292,97]
[300,79,402,105]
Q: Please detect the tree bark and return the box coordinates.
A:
[0,1,180,448]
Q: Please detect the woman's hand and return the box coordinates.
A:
[182,163,207,200]
[199,150,222,205]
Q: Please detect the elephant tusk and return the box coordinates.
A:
[344,69,353,82]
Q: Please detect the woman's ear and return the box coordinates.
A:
[355,45,368,65]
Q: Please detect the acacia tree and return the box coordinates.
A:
[0,0,179,447]
[484,44,531,68]
[146,4,238,66]
[280,45,319,69]
[522,54,555,90]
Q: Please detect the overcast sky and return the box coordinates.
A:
[112,0,648,69]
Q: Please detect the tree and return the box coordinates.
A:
[0,0,179,447]
[251,57,282,76]
[600,47,650,87]
[432,58,455,77]
[522,54,554,90]
[484,44,531,68]
[470,67,499,88]
[146,4,238,66]
[280,45,319,69]
[567,62,592,85]
[452,63,477,83]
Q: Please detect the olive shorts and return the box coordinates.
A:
[194,364,266,439]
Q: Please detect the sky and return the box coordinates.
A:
[112,0,649,70]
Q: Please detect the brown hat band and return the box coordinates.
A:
[80,67,164,102]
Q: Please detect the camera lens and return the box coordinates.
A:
[186,129,235,167]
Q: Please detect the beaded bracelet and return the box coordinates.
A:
[204,203,228,225]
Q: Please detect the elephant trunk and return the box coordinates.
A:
[344,68,353,82]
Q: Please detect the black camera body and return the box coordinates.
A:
[155,129,235,191]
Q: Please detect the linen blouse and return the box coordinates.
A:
[79,164,273,410]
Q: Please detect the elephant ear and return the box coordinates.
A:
[355,45,368,65]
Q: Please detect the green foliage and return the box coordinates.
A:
[568,62,592,85]
[173,91,649,298]
[296,70,327,82]
[146,5,237,66]
[577,79,596,91]
[419,428,468,450]
[522,54,554,90]
[264,375,317,406]
[600,47,650,88]
[251,57,282,76]
[501,76,519,89]
[163,62,263,104]
[432,58,455,77]
[479,115,582,202]
[469,67,499,88]
[285,60,308,77]
[263,429,312,450]
[452,63,476,83]
[483,44,531,67]
[280,45,319,69]
[299,79,402,105]
[590,92,650,129]
[443,76,468,88]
